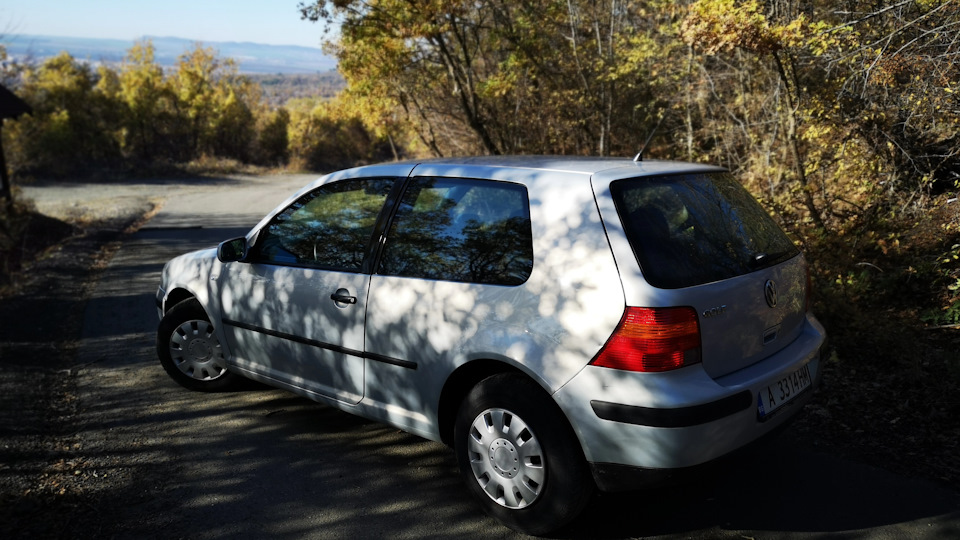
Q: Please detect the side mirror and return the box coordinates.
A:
[217,237,248,263]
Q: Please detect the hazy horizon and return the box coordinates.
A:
[1,1,329,49]
[5,32,327,51]
[3,33,338,74]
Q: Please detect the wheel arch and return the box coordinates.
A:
[163,287,197,315]
[438,360,523,446]
[437,359,579,451]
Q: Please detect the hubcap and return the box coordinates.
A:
[169,319,227,381]
[466,408,545,509]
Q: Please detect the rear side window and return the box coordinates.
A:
[611,172,798,289]
[379,177,533,286]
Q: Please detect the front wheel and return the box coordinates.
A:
[454,373,594,535]
[157,299,240,392]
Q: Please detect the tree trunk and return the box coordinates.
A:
[0,123,12,203]
[772,51,826,230]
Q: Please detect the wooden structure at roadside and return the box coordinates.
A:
[0,84,32,202]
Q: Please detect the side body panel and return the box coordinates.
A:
[361,163,626,439]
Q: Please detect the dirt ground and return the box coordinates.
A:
[0,191,160,537]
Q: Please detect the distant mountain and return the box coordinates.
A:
[3,34,337,74]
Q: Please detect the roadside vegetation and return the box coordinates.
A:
[1,0,958,483]
[0,41,395,181]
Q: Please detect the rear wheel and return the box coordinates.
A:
[454,373,593,535]
[157,299,240,392]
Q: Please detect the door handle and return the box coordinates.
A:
[330,289,357,305]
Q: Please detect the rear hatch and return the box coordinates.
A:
[609,172,807,378]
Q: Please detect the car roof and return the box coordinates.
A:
[321,155,727,189]
[408,155,724,176]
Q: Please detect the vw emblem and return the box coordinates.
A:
[764,280,778,308]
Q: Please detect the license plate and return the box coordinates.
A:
[757,363,812,420]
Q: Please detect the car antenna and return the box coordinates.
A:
[634,114,664,162]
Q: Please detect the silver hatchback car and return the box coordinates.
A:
[156,156,826,535]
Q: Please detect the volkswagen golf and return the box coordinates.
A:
[156,156,827,535]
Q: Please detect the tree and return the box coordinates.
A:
[165,44,262,162]
[0,46,31,203]
[677,0,960,230]
[6,52,121,177]
[286,96,392,170]
[117,40,177,161]
[300,0,673,157]
[680,0,827,228]
[254,107,291,166]
[169,45,223,159]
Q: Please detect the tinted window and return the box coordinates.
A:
[252,178,396,271]
[612,172,798,289]
[379,177,533,286]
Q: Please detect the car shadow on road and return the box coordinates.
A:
[69,313,960,540]
[562,431,960,539]
[101,373,960,540]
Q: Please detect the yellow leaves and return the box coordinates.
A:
[126,39,157,66]
[877,236,900,256]
[771,15,807,48]
[614,33,680,83]
[479,73,517,100]
[680,0,783,55]
[800,122,833,142]
[680,0,843,59]
[94,66,120,98]
[917,0,947,11]
[803,20,845,55]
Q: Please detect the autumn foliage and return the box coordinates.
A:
[297,1,959,231]
[0,41,395,178]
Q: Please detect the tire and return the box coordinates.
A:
[157,298,240,392]
[454,373,594,535]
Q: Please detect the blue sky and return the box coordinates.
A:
[0,0,329,48]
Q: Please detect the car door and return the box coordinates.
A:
[363,176,536,435]
[218,177,398,404]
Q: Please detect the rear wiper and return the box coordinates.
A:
[751,250,794,267]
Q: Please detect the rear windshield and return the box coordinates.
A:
[611,172,799,289]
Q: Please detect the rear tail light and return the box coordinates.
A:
[590,307,702,372]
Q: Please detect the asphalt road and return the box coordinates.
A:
[27,174,960,539]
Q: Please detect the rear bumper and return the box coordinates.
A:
[553,313,827,491]
[588,410,803,492]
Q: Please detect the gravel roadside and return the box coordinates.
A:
[0,175,317,538]
[0,190,159,537]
